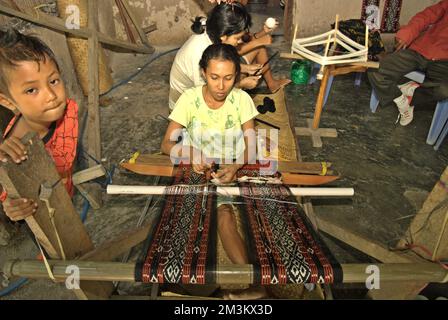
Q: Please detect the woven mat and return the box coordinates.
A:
[252,88,298,162]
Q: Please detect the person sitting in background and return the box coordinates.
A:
[367,0,448,126]
[169,3,289,110]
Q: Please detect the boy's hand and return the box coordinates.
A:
[0,137,28,164]
[211,164,242,184]
[2,197,38,222]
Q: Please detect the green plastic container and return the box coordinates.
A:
[290,60,312,85]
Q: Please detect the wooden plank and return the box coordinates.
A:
[135,153,333,175]
[280,52,380,69]
[330,65,367,77]
[74,183,102,210]
[120,163,339,185]
[87,0,101,165]
[316,215,417,264]
[283,0,294,42]
[79,212,159,262]
[280,52,305,60]
[73,165,106,186]
[312,66,332,129]
[143,23,157,35]
[0,133,93,259]
[0,4,153,54]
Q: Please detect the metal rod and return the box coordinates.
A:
[107,185,355,197]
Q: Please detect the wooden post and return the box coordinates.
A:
[283,0,295,42]
[87,0,101,165]
[0,133,113,299]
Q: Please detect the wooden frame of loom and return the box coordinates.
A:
[1,133,447,300]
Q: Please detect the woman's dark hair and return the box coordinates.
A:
[199,43,241,80]
[191,3,251,44]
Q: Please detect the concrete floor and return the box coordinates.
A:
[1,3,447,300]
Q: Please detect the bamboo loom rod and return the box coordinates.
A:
[106,185,355,197]
[4,260,448,284]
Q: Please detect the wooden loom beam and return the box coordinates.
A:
[120,154,340,186]
[5,260,447,285]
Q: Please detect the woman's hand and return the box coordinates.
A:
[263,18,279,34]
[238,75,262,89]
[212,164,242,184]
[241,63,263,75]
[191,148,211,174]
[0,137,28,164]
[2,197,38,222]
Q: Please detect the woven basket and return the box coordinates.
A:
[57,0,113,96]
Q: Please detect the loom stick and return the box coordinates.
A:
[106,185,354,197]
[122,154,334,175]
[120,163,338,185]
[5,260,448,285]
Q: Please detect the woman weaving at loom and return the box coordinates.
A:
[161,43,267,299]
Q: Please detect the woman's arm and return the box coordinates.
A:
[161,120,210,174]
[161,120,184,157]
[238,35,272,56]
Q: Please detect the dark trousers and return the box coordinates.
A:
[367,49,448,107]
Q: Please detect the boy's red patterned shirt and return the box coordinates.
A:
[0,99,78,201]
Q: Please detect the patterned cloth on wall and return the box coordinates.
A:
[361,0,403,33]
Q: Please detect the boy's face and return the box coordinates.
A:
[0,57,66,128]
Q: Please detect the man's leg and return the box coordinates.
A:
[413,60,448,106]
[367,49,423,107]
[368,50,429,125]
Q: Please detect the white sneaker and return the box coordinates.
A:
[398,81,420,97]
[396,105,414,126]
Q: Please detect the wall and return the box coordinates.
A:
[293,0,440,37]
[113,0,211,47]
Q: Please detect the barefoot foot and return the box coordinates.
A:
[268,79,291,93]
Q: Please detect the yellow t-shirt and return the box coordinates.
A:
[169,86,259,160]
